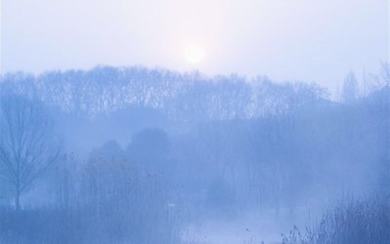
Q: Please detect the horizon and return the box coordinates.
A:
[0,63,386,100]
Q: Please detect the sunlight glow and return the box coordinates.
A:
[184,45,206,65]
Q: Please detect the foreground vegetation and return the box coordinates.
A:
[282,198,390,244]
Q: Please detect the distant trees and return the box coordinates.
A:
[380,62,390,87]
[342,72,359,103]
[0,66,324,120]
[82,141,134,214]
[0,95,61,210]
[127,128,171,170]
[80,139,178,243]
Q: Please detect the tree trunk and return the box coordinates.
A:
[15,188,20,210]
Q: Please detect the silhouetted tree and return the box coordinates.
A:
[342,72,359,103]
[380,62,390,87]
[0,95,61,210]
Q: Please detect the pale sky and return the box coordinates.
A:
[1,0,389,92]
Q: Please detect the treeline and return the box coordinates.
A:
[0,66,324,120]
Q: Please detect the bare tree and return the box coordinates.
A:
[341,72,359,103]
[0,95,61,210]
[380,62,390,87]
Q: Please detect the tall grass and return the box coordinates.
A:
[282,198,390,244]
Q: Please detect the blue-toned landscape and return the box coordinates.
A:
[1,0,389,243]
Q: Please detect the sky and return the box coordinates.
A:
[1,0,389,93]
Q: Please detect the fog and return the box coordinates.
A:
[0,65,388,243]
[1,0,390,243]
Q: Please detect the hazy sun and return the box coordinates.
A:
[185,45,206,65]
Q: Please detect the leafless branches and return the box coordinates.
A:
[0,95,61,209]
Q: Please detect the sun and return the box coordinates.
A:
[185,45,206,65]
